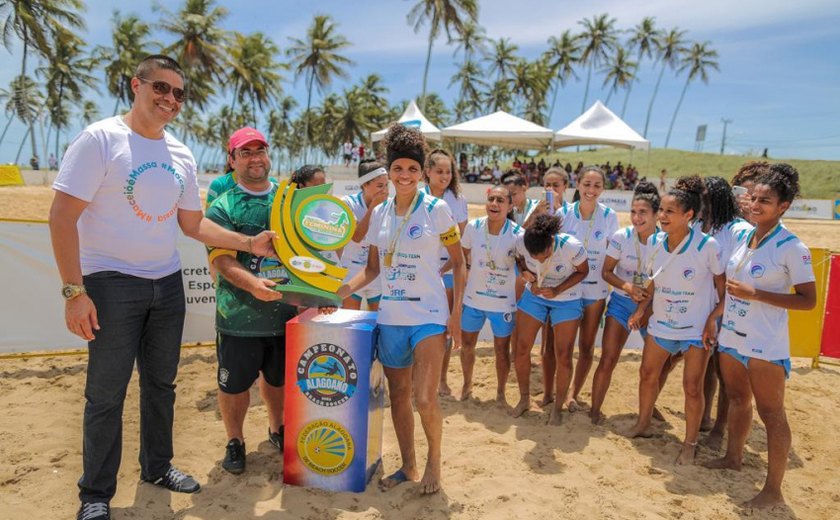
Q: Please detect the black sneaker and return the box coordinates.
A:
[144,465,201,493]
[77,502,110,520]
[268,427,284,451]
[223,438,246,474]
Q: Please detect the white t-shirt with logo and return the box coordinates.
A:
[340,192,378,282]
[365,191,458,326]
[461,217,523,313]
[718,226,815,361]
[693,218,754,266]
[647,228,724,340]
[516,233,587,302]
[511,198,540,227]
[53,116,201,279]
[605,226,657,298]
[422,186,468,274]
[558,201,619,300]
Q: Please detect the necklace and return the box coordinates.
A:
[483,218,505,271]
[645,228,692,288]
[536,236,556,288]
[383,190,421,268]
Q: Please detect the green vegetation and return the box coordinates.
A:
[541,148,840,199]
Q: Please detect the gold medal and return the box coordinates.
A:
[488,261,497,271]
[633,272,643,287]
[383,252,393,268]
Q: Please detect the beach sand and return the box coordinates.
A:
[2,185,839,519]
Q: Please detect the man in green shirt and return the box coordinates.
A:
[205,127,297,474]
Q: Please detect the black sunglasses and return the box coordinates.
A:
[137,77,186,103]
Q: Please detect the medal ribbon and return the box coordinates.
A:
[385,190,421,266]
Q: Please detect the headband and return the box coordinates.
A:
[387,147,425,170]
[358,167,388,185]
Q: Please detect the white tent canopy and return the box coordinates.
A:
[371,99,441,142]
[441,111,555,149]
[554,100,650,151]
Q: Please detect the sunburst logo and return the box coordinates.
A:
[297,419,354,476]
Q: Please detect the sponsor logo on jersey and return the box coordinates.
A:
[408,224,422,239]
[750,264,766,278]
[683,268,696,280]
[296,343,358,407]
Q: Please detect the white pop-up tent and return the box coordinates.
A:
[371,99,442,142]
[554,100,650,150]
[442,111,555,149]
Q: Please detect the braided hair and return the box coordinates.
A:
[669,175,703,220]
[523,214,561,255]
[701,176,740,235]
[755,163,800,206]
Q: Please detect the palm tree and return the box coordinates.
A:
[621,16,661,118]
[286,14,353,161]
[484,79,513,113]
[543,30,580,125]
[0,83,15,147]
[157,0,230,110]
[642,27,686,138]
[664,41,719,148]
[451,20,486,62]
[601,47,637,107]
[229,31,285,124]
[8,75,44,164]
[449,59,485,118]
[38,25,97,160]
[414,93,450,128]
[520,59,554,125]
[0,0,84,78]
[94,12,154,115]
[266,96,297,172]
[486,37,520,83]
[577,13,618,113]
[406,0,478,111]
[81,100,100,126]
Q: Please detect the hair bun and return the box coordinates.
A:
[633,180,659,197]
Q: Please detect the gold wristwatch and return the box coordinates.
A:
[61,283,87,301]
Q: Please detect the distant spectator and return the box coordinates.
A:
[48,153,58,170]
[358,143,366,161]
[491,161,502,184]
[30,155,40,170]
[659,168,667,192]
[342,141,353,167]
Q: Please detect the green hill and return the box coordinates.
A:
[530,148,839,200]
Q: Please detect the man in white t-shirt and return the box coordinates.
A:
[49,55,277,520]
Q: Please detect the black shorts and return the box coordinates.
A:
[216,333,286,394]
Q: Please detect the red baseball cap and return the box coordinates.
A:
[228,127,268,153]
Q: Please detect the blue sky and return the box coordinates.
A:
[1,0,839,163]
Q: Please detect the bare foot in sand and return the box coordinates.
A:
[458,384,472,401]
[378,466,418,492]
[548,406,564,425]
[419,461,441,495]
[701,430,724,451]
[438,381,452,397]
[652,407,666,422]
[590,410,606,425]
[510,397,531,417]
[495,391,508,406]
[742,489,785,510]
[564,397,580,412]
[625,423,654,438]
[703,456,742,471]
[674,443,696,465]
[699,417,714,432]
[537,392,554,407]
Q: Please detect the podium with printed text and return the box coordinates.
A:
[283,309,383,492]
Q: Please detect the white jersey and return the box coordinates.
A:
[558,201,619,300]
[693,218,754,266]
[718,226,815,361]
[461,217,523,313]
[647,228,724,340]
[605,226,658,298]
[422,185,467,274]
[516,233,587,302]
[340,192,373,274]
[53,116,202,279]
[511,198,540,227]
[365,191,459,326]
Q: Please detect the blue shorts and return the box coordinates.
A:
[376,324,447,368]
[582,298,602,308]
[719,345,791,379]
[651,335,703,355]
[443,273,454,289]
[517,289,582,325]
[461,305,515,337]
[605,292,647,337]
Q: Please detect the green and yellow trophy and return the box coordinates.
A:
[269,179,356,307]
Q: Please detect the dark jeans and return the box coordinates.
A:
[78,270,186,503]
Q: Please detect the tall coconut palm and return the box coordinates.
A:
[621,16,661,118]
[94,12,154,115]
[80,100,100,126]
[406,0,478,111]
[229,31,285,125]
[0,0,84,78]
[543,30,580,125]
[0,83,15,146]
[8,75,44,164]
[449,59,485,118]
[286,14,353,161]
[451,20,486,62]
[601,47,637,106]
[414,92,451,128]
[509,59,552,123]
[38,25,97,159]
[642,27,686,138]
[577,13,618,114]
[484,79,512,113]
[664,41,719,148]
[486,37,520,83]
[157,0,230,110]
